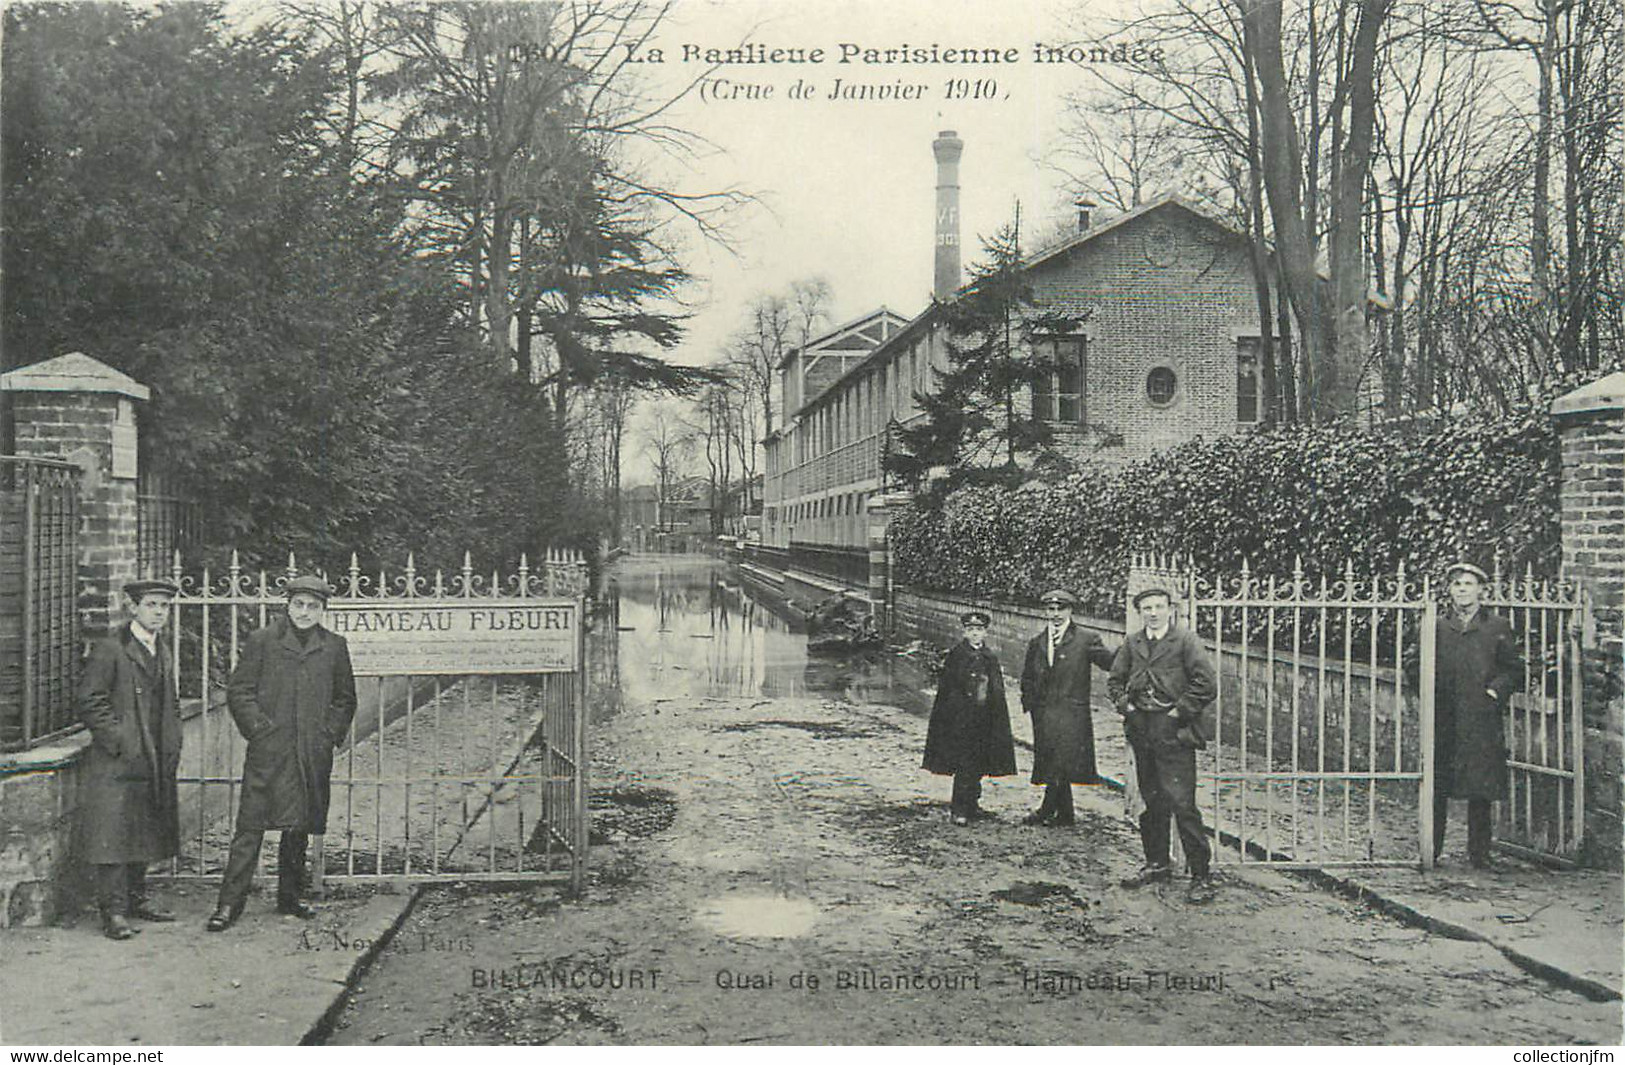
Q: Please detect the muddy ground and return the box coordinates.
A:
[324,685,1621,1045]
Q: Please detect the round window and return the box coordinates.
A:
[1146,366,1177,406]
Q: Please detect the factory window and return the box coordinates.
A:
[1032,336,1087,423]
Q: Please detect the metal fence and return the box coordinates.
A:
[160,550,592,891]
[1129,554,1589,869]
[136,470,201,579]
[1483,561,1588,864]
[789,540,869,589]
[1183,559,1438,868]
[0,456,81,751]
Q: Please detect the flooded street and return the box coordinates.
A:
[326,554,1620,1046]
[591,556,931,711]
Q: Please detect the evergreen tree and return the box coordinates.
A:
[884,217,1092,495]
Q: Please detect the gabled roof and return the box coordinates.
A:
[1022,193,1251,273]
[775,307,911,370]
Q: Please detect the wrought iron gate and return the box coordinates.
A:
[1186,559,1437,868]
[1130,555,1588,869]
[161,551,590,891]
[1484,562,1588,864]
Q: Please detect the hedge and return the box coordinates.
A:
[890,411,1562,620]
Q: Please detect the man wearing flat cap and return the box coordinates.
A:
[209,575,356,930]
[1019,588,1116,826]
[1109,586,1219,902]
[924,611,1017,825]
[76,579,184,939]
[1434,561,1523,868]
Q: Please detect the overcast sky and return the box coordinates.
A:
[619,0,1147,477]
[642,0,1101,360]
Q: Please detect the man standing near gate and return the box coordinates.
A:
[1110,586,1219,903]
[77,579,183,940]
[1019,588,1116,826]
[1434,561,1523,869]
[208,575,356,931]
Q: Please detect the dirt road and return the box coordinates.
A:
[325,683,1620,1045]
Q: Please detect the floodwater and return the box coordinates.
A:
[588,554,933,716]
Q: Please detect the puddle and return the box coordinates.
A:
[695,894,821,938]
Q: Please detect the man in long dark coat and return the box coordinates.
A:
[1434,561,1523,868]
[208,575,356,930]
[923,611,1017,825]
[76,579,183,940]
[1019,588,1116,827]
[1109,586,1219,903]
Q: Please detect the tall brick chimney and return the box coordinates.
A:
[932,130,963,300]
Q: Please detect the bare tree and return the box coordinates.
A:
[641,401,693,535]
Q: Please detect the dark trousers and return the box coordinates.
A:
[1035,782,1075,821]
[1127,713,1211,877]
[217,828,308,910]
[950,773,983,817]
[1433,793,1492,862]
[93,862,151,915]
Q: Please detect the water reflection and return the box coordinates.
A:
[591,555,931,714]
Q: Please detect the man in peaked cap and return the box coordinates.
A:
[1110,585,1219,903]
[923,610,1017,825]
[1019,588,1117,827]
[209,574,356,930]
[76,578,183,939]
[1433,561,1522,868]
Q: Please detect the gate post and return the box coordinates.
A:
[1,353,149,641]
[864,491,911,634]
[1418,597,1437,871]
[1551,372,1624,870]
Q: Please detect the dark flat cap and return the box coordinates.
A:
[124,578,179,600]
[1038,588,1077,606]
[960,611,991,627]
[1132,586,1176,608]
[284,575,332,601]
[1445,561,1489,584]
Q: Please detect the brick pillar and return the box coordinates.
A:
[1551,372,1625,869]
[1,353,148,641]
[865,491,913,634]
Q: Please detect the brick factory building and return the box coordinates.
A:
[761,142,1284,551]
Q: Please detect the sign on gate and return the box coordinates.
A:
[160,551,592,892]
[328,600,580,675]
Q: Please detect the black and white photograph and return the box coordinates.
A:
[0,0,1621,1049]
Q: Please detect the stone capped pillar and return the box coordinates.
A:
[1551,371,1625,869]
[1,353,148,640]
[865,491,914,635]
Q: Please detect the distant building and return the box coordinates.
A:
[762,192,1285,550]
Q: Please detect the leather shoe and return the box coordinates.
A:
[129,900,176,922]
[1119,864,1173,889]
[205,904,241,932]
[277,899,318,919]
[101,912,138,940]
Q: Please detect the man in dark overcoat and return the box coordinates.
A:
[923,611,1017,825]
[1434,561,1523,868]
[76,579,184,940]
[1019,588,1116,827]
[1109,586,1219,903]
[208,575,356,930]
